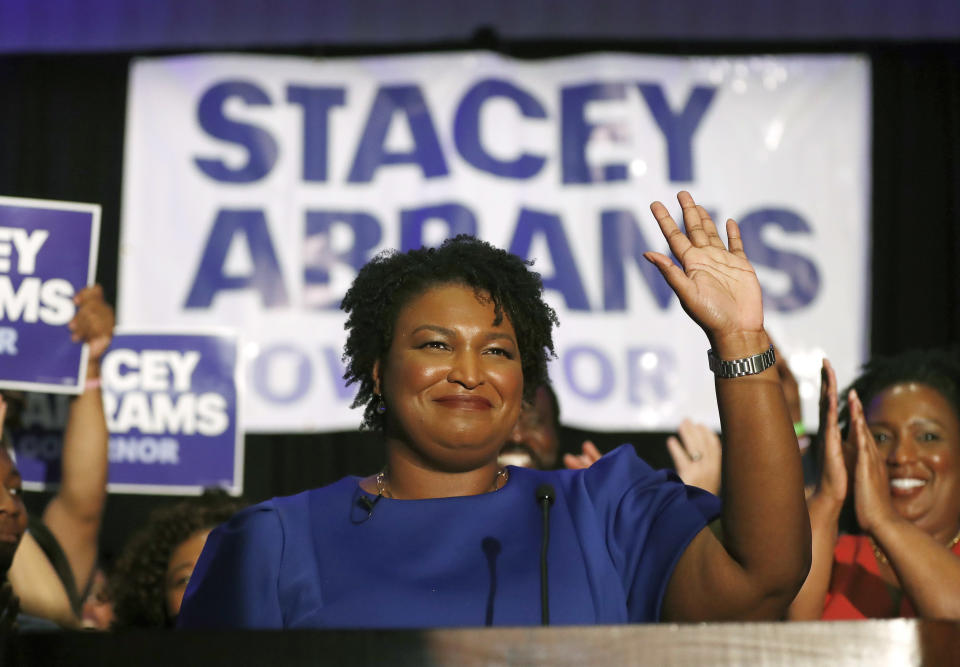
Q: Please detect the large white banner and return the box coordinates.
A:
[120,52,870,433]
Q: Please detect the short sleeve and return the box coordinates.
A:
[580,444,721,622]
[177,502,285,629]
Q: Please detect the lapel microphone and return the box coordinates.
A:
[351,492,382,524]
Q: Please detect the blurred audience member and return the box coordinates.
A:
[4,285,113,628]
[1,395,25,634]
[500,383,561,469]
[109,491,246,628]
[789,351,960,620]
[79,566,114,630]
[498,382,609,472]
[772,341,805,438]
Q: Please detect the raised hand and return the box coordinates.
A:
[815,359,849,505]
[666,420,722,495]
[848,389,898,534]
[645,192,763,345]
[563,440,603,470]
[68,284,115,363]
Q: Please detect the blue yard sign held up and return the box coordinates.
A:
[11,330,244,496]
[0,196,101,393]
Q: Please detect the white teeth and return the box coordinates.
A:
[890,479,927,490]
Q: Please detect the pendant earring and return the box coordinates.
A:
[375,395,386,414]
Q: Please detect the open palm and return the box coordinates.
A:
[816,358,849,504]
[645,192,763,341]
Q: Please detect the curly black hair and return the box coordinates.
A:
[109,490,246,628]
[340,235,559,430]
[838,346,960,440]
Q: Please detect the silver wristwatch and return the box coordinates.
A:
[707,344,776,378]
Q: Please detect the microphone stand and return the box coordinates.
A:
[535,484,555,626]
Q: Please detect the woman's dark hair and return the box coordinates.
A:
[341,235,559,430]
[838,346,960,439]
[109,489,246,628]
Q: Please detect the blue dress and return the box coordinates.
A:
[177,445,720,629]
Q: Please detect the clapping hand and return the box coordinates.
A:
[847,389,898,535]
[814,359,850,506]
[645,192,764,346]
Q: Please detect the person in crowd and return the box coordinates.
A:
[497,381,605,473]
[79,566,114,630]
[788,351,960,619]
[178,192,810,629]
[3,285,113,628]
[1,398,23,658]
[109,491,246,628]
[499,383,562,470]
[766,341,821,496]
[0,395,26,633]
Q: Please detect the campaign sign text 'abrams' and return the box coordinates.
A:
[12,331,244,495]
[0,196,100,393]
[103,332,243,494]
[121,52,870,433]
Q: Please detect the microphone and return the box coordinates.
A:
[535,483,555,626]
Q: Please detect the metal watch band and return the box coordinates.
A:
[707,344,776,378]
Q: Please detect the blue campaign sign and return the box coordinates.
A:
[0,196,100,393]
[102,331,243,494]
[8,393,73,488]
[10,330,244,495]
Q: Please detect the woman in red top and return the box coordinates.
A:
[789,349,960,619]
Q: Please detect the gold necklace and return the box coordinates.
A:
[375,467,508,499]
[869,526,960,566]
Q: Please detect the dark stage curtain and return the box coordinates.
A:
[3,42,959,560]
[869,46,960,354]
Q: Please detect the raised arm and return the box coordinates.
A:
[645,192,810,621]
[41,285,113,595]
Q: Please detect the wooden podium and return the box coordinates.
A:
[14,619,960,665]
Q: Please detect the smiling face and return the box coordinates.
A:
[866,382,960,543]
[375,283,524,472]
